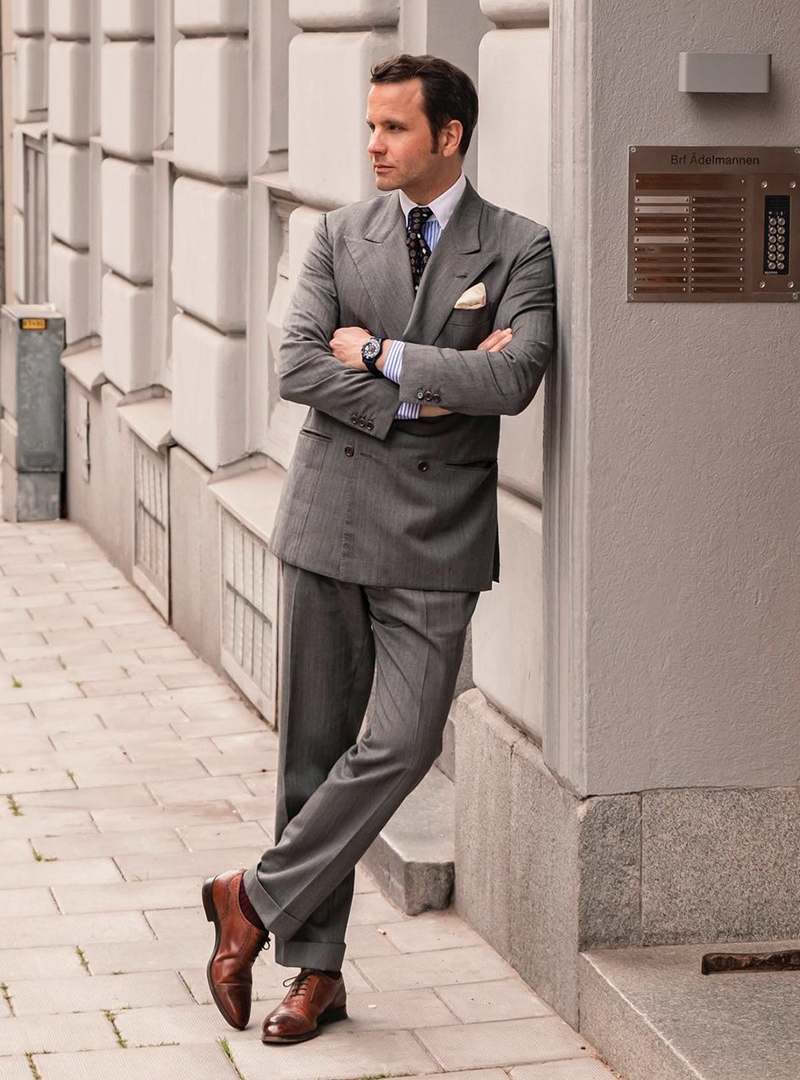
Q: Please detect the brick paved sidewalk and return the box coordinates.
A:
[0,517,617,1080]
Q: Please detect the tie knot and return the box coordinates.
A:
[408,205,433,233]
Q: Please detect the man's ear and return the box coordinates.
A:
[441,119,463,158]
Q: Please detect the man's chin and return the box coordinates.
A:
[374,172,401,191]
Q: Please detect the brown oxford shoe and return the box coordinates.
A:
[202,869,269,1030]
[262,968,347,1043]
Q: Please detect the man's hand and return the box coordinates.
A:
[329,327,371,370]
[419,328,513,416]
[479,327,513,353]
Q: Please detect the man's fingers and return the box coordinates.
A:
[477,329,502,349]
[479,328,513,352]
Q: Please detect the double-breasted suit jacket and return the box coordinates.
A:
[269,178,555,592]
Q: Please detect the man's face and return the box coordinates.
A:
[366,79,455,195]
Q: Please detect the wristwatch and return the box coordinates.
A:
[361,336,385,377]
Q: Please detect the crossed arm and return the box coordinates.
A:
[328,326,515,417]
[278,213,554,441]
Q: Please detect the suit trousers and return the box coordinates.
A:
[243,561,479,971]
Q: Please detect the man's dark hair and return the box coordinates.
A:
[370,54,478,157]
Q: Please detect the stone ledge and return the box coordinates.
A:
[117,395,173,454]
[207,461,284,548]
[580,939,800,1080]
[363,766,455,915]
[61,343,107,394]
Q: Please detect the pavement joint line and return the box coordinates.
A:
[177,969,204,1006]
[218,1036,246,1078]
[25,1052,42,1080]
[103,1009,128,1048]
[0,981,14,1015]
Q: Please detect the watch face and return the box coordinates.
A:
[362,337,381,362]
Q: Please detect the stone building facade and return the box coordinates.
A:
[4,0,800,1073]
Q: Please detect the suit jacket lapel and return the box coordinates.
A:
[402,179,496,345]
[344,193,416,340]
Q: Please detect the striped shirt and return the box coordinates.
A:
[385,174,467,419]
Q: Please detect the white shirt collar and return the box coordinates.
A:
[398,173,467,232]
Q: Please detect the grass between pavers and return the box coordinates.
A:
[103,1009,128,1048]
[31,844,57,862]
[75,946,90,972]
[0,981,12,1014]
[25,1052,42,1079]
[219,1037,246,1080]
[6,794,22,816]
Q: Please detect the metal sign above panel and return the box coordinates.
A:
[627,146,800,302]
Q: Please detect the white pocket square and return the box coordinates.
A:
[453,282,487,309]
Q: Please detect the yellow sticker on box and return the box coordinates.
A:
[21,318,46,330]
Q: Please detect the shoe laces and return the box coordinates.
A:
[282,969,315,997]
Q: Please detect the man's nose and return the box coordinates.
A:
[368,131,384,156]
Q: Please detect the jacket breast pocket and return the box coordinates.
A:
[441,306,492,349]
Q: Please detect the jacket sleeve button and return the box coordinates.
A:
[344,445,355,457]
[432,393,441,403]
[416,391,424,400]
[417,460,429,471]
[366,420,374,431]
[424,391,433,401]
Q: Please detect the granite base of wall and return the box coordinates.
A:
[168,446,221,668]
[452,688,640,1027]
[453,687,800,1029]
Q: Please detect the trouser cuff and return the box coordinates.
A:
[242,866,304,939]
[274,935,347,971]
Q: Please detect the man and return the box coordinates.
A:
[203,53,554,1045]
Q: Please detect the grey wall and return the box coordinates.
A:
[546,0,800,796]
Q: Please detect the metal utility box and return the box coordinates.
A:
[627,146,800,302]
[0,304,66,521]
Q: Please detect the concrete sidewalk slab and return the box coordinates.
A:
[0,516,617,1080]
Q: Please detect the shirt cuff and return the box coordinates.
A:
[395,400,421,419]
[382,339,405,383]
[384,341,420,418]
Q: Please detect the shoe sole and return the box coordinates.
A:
[202,876,248,1031]
[261,1004,348,1044]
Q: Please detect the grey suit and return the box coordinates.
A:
[243,179,554,971]
[269,178,555,592]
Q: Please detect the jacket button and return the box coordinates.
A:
[416,391,424,400]
[417,460,429,472]
[366,420,374,431]
[350,413,358,423]
[344,445,355,457]
[432,393,441,403]
[424,391,433,401]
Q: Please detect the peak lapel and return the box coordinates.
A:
[402,180,496,345]
[344,194,416,340]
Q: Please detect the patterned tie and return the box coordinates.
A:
[406,205,434,291]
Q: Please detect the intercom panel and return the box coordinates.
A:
[627,146,800,302]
